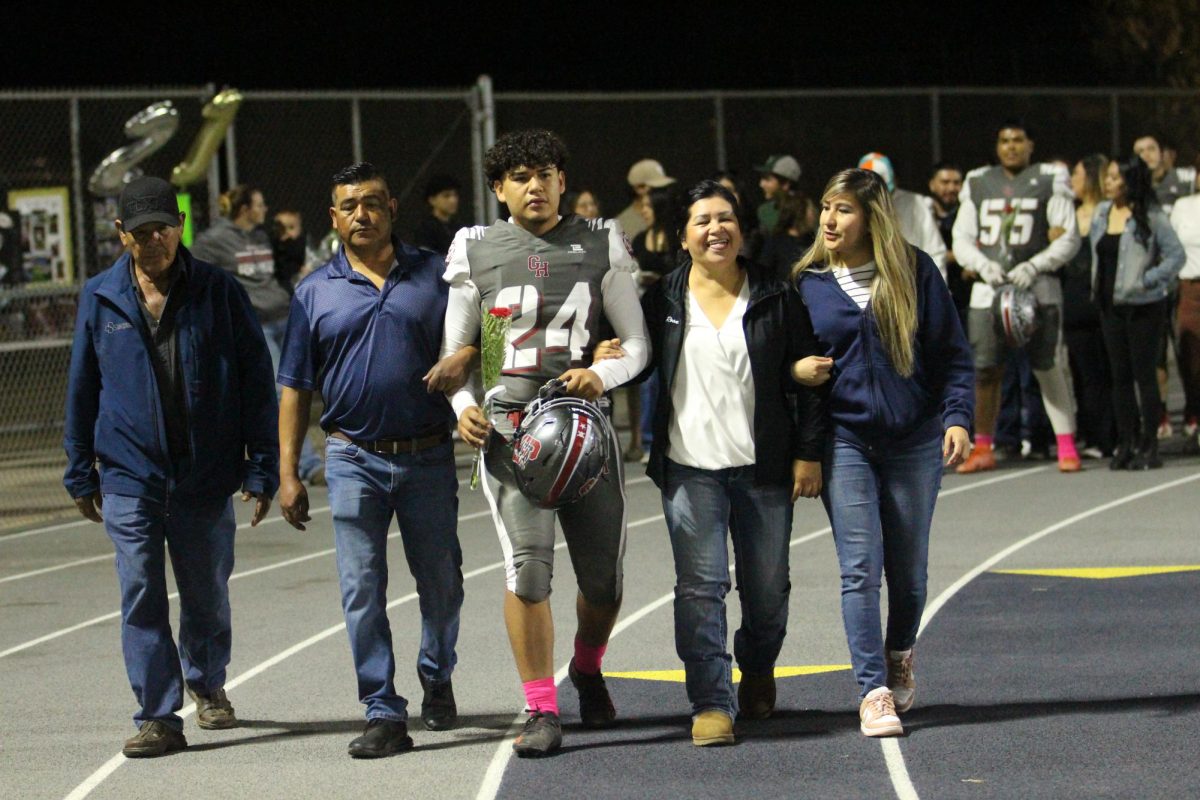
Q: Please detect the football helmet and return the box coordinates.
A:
[510,380,613,509]
[993,284,1038,348]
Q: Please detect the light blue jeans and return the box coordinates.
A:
[324,437,463,721]
[661,459,793,718]
[821,435,943,698]
[103,493,235,730]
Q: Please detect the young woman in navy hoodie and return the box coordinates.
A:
[792,169,974,738]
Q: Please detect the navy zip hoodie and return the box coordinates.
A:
[796,250,974,450]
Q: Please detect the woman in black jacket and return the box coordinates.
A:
[598,180,826,747]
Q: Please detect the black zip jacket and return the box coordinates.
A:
[640,257,827,489]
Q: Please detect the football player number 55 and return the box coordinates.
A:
[494,282,594,372]
[979,198,1038,247]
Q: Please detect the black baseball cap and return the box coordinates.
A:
[118,177,181,231]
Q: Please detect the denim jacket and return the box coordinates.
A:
[1089,202,1185,306]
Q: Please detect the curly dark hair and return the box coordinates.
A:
[483,130,568,184]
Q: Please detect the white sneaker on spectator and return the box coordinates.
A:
[859,687,903,737]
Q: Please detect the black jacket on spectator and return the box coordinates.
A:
[638,257,827,490]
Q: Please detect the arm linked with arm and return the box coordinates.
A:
[588,269,650,390]
[785,287,829,462]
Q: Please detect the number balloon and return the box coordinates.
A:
[171,89,243,189]
[87,101,180,196]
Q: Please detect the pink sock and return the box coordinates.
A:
[975,434,994,449]
[573,637,607,675]
[523,677,558,715]
[1056,434,1078,460]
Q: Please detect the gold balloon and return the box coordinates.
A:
[88,100,180,196]
[170,89,243,188]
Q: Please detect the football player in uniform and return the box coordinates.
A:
[440,129,649,757]
[952,119,1084,473]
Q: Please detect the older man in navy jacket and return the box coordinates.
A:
[63,177,278,758]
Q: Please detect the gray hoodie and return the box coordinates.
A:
[192,217,291,322]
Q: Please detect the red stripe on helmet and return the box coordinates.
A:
[545,411,590,507]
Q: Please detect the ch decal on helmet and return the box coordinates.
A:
[993,284,1038,348]
[510,380,614,510]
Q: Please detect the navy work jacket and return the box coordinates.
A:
[63,245,279,503]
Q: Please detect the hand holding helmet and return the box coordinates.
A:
[1008,261,1038,290]
[508,380,614,510]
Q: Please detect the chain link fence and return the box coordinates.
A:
[2,82,1199,533]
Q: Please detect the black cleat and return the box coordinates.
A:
[418,670,457,731]
[347,719,413,759]
[568,658,617,728]
[512,711,562,758]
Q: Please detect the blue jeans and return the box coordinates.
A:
[821,436,942,698]
[262,317,322,479]
[324,437,463,721]
[103,494,236,730]
[661,459,793,718]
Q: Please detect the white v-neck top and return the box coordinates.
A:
[667,278,756,469]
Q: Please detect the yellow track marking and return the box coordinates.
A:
[604,665,851,683]
[993,566,1200,579]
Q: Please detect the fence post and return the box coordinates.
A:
[68,96,88,281]
[478,75,498,223]
[470,84,485,225]
[1110,92,1121,156]
[224,120,239,188]
[205,84,221,222]
[929,89,941,164]
[351,96,364,163]
[714,93,727,171]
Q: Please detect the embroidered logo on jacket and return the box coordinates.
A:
[104,321,133,333]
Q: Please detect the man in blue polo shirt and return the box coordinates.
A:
[277,162,463,759]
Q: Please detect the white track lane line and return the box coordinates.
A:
[5,478,656,656]
[61,508,664,800]
[474,466,1050,800]
[0,508,485,659]
[882,470,1200,800]
[0,554,114,585]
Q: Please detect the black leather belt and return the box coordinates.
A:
[330,429,450,455]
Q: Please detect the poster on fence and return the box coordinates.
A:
[6,187,74,285]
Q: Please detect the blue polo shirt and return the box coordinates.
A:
[278,238,453,441]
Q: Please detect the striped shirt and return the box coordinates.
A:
[832,261,876,309]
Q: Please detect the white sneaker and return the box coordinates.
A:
[886,649,916,713]
[859,687,903,737]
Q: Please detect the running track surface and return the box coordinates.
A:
[2,451,1197,800]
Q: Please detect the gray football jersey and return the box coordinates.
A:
[447,215,634,404]
[1154,167,1197,214]
[964,164,1062,269]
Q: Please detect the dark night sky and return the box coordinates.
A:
[9,1,1114,91]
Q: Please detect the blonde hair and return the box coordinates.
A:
[792,169,919,376]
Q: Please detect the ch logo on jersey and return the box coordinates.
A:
[528,255,550,278]
[513,433,542,468]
